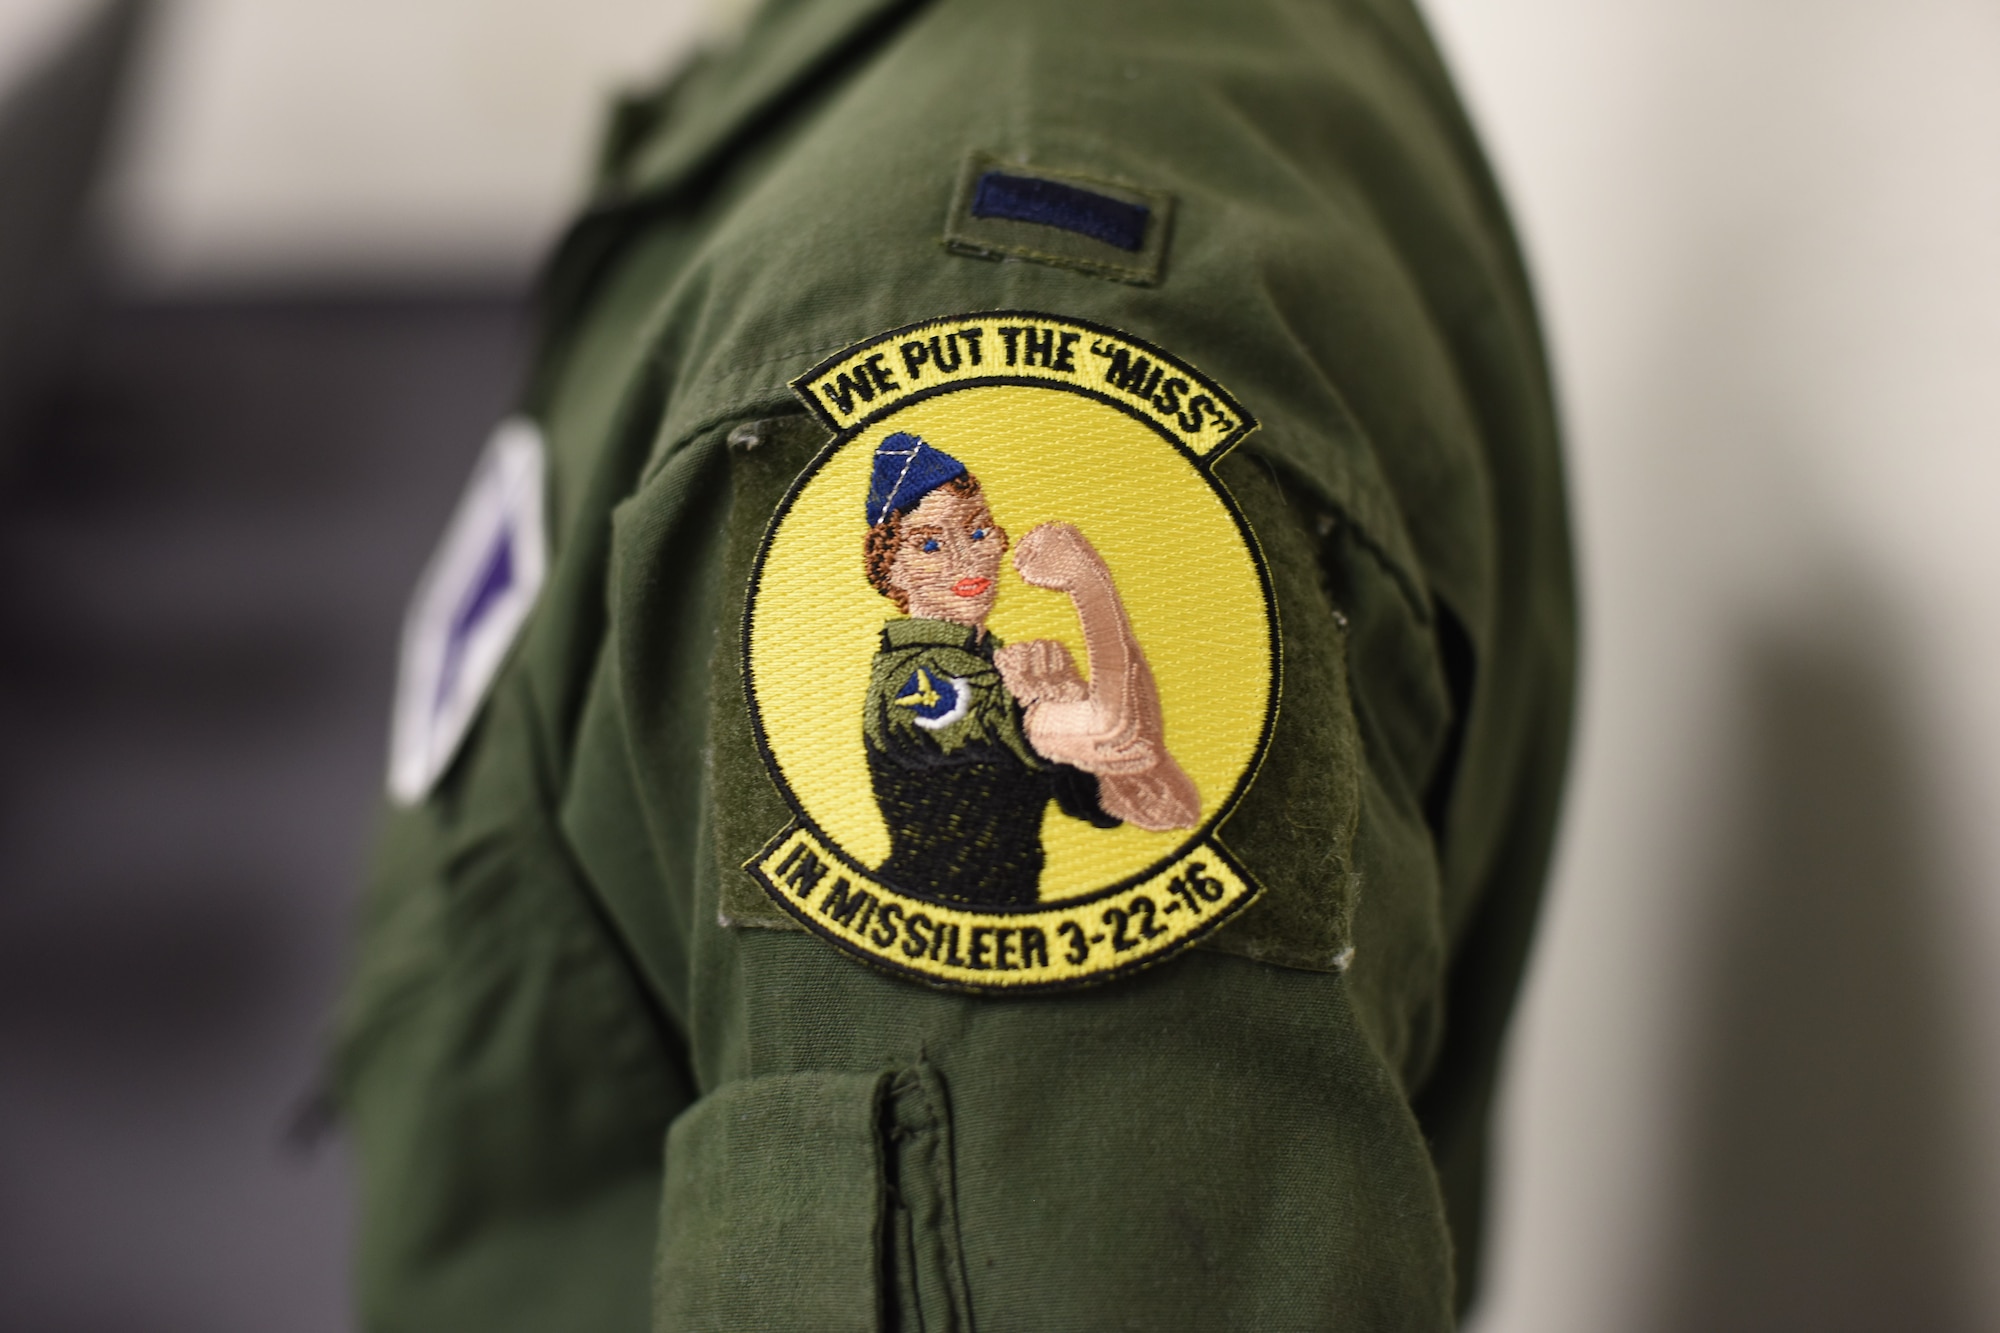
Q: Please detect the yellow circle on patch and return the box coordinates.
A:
[744,312,1279,992]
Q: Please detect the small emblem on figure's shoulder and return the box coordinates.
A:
[897,668,970,730]
[740,312,1278,992]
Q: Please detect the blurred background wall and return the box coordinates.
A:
[107,0,731,284]
[1424,3,2000,1330]
[0,0,1994,1330]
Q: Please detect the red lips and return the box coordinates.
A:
[952,577,993,597]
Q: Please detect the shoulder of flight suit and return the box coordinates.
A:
[576,0,1567,1028]
[576,0,1570,973]
[339,1,1576,1329]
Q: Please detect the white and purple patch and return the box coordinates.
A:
[387,417,547,805]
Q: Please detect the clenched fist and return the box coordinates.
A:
[1011,522,1105,594]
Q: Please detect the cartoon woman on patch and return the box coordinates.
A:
[861,431,1200,908]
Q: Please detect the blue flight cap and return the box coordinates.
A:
[866,432,967,526]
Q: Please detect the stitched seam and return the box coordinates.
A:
[1251,449,1434,628]
[943,236,1157,282]
[638,399,813,487]
[732,335,862,374]
[1340,513,1434,629]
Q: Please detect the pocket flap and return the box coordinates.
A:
[656,1070,886,1331]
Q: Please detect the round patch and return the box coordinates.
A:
[743,312,1279,991]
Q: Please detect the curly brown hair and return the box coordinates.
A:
[864,473,984,611]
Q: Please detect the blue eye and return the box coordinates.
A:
[971,528,986,541]
[922,538,940,553]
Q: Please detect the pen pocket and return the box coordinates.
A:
[655,1064,972,1332]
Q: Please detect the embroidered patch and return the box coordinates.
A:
[944,153,1173,285]
[740,312,1279,992]
[387,417,548,805]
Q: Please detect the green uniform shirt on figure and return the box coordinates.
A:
[336,1,1578,1329]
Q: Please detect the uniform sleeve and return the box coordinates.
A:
[595,414,1464,1332]
[337,0,1574,1328]
[333,666,695,1333]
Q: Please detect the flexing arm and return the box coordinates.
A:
[993,523,1200,830]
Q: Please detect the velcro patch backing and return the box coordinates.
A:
[944,152,1173,285]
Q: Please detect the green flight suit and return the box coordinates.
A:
[865,617,1116,909]
[333,1,1576,1330]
